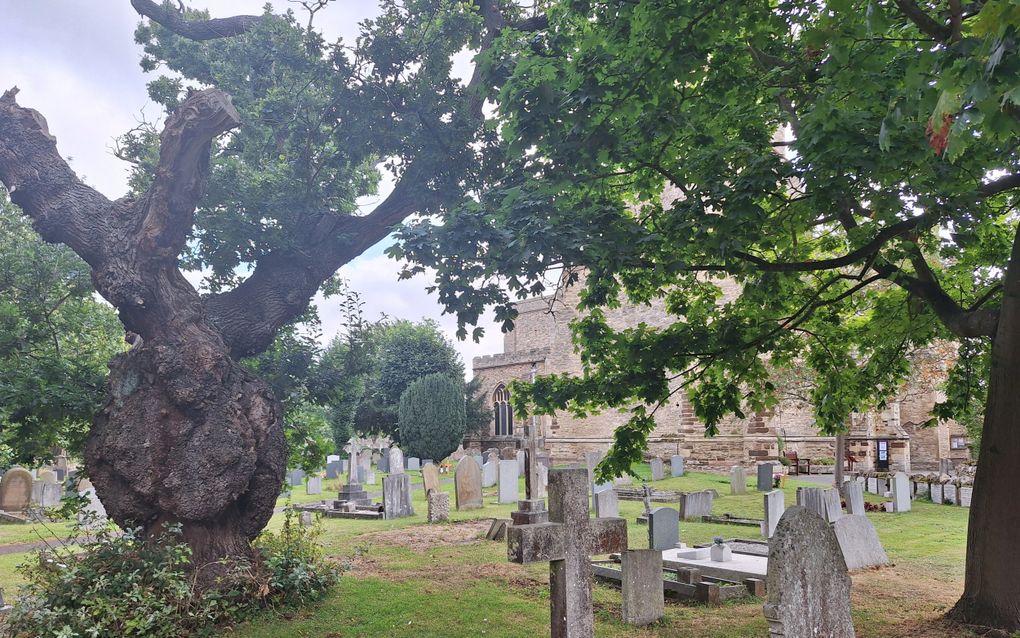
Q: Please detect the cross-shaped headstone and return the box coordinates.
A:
[508,468,628,638]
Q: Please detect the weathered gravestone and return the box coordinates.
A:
[622,549,664,626]
[647,507,680,550]
[757,463,775,491]
[422,463,441,493]
[455,456,483,510]
[763,507,855,638]
[797,487,843,523]
[0,468,32,512]
[762,490,785,539]
[482,460,498,487]
[649,458,664,481]
[388,447,405,475]
[670,455,685,477]
[378,447,390,473]
[498,459,520,504]
[38,469,57,484]
[517,449,526,475]
[679,490,714,520]
[31,480,62,508]
[594,485,619,518]
[407,457,421,471]
[890,472,911,513]
[382,473,414,519]
[306,476,322,495]
[427,490,450,523]
[833,515,889,572]
[842,480,866,516]
[730,466,747,495]
[508,468,628,638]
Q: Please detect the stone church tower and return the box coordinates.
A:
[468,272,971,472]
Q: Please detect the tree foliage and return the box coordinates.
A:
[397,372,466,460]
[0,194,123,467]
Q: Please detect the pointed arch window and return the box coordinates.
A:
[493,384,514,436]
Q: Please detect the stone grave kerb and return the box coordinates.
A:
[508,468,628,638]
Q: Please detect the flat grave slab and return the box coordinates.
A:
[662,546,768,581]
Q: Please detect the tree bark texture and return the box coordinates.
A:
[950,227,1020,631]
[0,87,286,582]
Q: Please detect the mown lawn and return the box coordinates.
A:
[0,466,974,637]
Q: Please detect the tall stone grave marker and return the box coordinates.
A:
[649,458,664,481]
[455,456,483,510]
[0,468,32,512]
[498,459,520,504]
[762,490,785,538]
[763,507,855,638]
[507,469,628,638]
[422,463,441,493]
[339,440,370,506]
[670,455,685,477]
[388,447,404,475]
[622,549,664,625]
[382,473,414,519]
[890,472,911,512]
[647,507,680,550]
[757,463,774,491]
[730,466,747,495]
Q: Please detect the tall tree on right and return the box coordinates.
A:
[395,1,1020,630]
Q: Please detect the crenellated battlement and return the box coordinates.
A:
[473,347,551,370]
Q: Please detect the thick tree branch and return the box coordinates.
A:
[979,173,1020,198]
[0,88,111,266]
[130,0,260,40]
[892,0,952,41]
[141,88,240,259]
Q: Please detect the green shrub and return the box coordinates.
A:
[813,457,837,465]
[397,372,466,460]
[2,510,338,637]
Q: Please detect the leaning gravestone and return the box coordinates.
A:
[383,473,414,519]
[670,455,685,477]
[762,489,785,538]
[843,480,866,516]
[679,490,714,520]
[890,472,911,513]
[649,458,664,481]
[422,463,441,493]
[833,515,889,571]
[306,476,322,495]
[730,466,747,495]
[647,507,680,550]
[498,459,520,504]
[482,460,498,487]
[594,485,619,518]
[388,447,404,475]
[455,456,483,510]
[763,507,855,638]
[0,468,33,512]
[757,463,774,491]
[622,549,664,626]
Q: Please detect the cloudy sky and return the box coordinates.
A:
[1,1,506,374]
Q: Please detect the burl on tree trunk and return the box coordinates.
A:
[0,87,286,581]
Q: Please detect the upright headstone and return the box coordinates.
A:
[306,476,322,495]
[427,490,450,523]
[287,469,305,487]
[517,449,526,475]
[31,480,62,508]
[388,447,405,475]
[454,456,483,510]
[38,469,57,484]
[378,447,390,473]
[890,472,911,513]
[498,459,520,504]
[422,463,441,493]
[670,455,685,477]
[622,549,664,626]
[365,469,377,485]
[649,458,665,481]
[833,515,889,571]
[326,460,341,479]
[762,490,785,538]
[593,485,619,518]
[757,463,774,491]
[482,460,498,487]
[763,507,855,638]
[0,468,33,512]
[822,487,845,522]
[382,473,414,519]
[730,466,747,495]
[843,480,866,516]
[407,457,421,471]
[647,507,680,550]
[507,469,628,638]
[678,490,714,520]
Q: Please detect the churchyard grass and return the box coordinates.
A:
[0,466,973,636]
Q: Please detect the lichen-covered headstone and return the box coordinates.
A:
[622,549,663,625]
[427,490,450,523]
[455,456,483,510]
[382,473,414,519]
[0,468,32,512]
[763,507,855,638]
[388,447,404,475]
[422,462,441,493]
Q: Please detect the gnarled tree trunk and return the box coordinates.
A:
[950,228,1020,631]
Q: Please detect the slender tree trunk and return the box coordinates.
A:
[834,433,845,489]
[949,229,1020,631]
